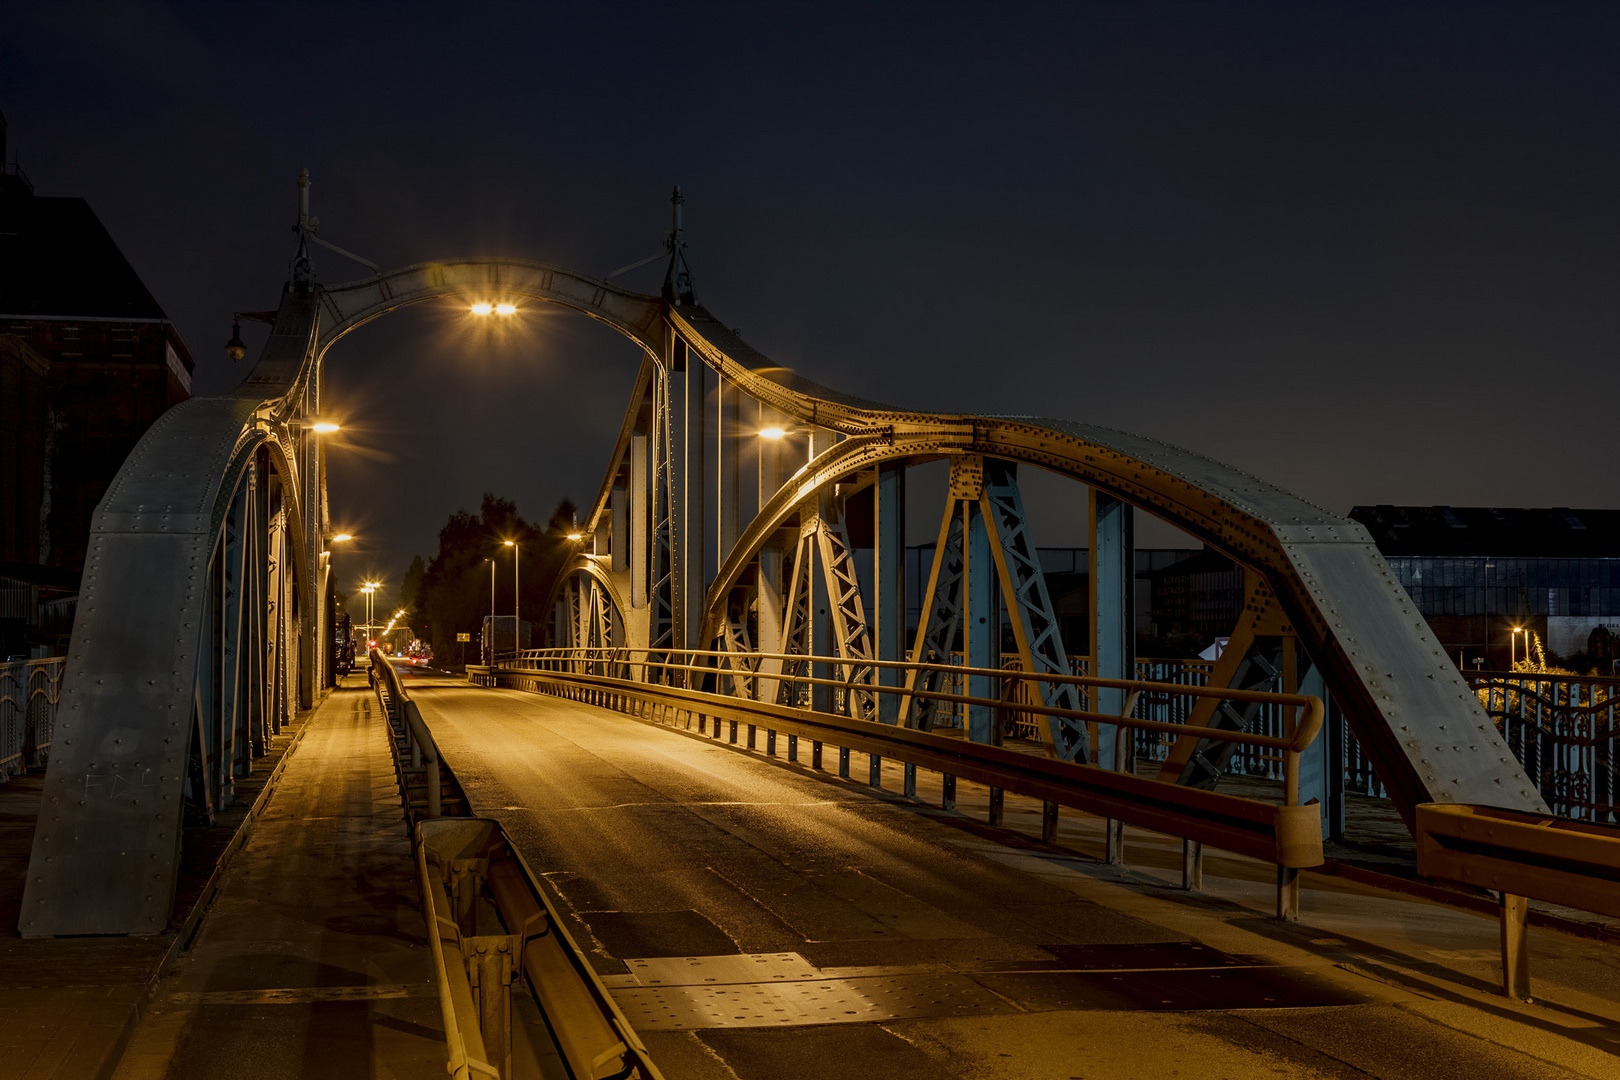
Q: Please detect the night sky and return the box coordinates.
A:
[5,3,1617,600]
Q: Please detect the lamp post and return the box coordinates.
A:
[1511,626,1525,669]
[488,557,497,662]
[361,581,379,653]
[503,540,520,649]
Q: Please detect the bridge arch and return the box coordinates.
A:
[24,251,1548,939]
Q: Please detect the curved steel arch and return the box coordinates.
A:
[26,250,1547,938]
[650,305,1547,823]
[22,262,669,936]
[22,296,323,936]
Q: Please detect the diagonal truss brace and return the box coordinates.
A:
[898,502,965,731]
[977,459,1087,761]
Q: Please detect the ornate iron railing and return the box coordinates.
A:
[0,658,64,782]
[1464,670,1618,822]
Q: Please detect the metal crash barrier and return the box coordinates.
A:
[1415,803,1620,1001]
[481,646,1326,920]
[417,818,662,1080]
[371,648,466,825]
[371,650,662,1079]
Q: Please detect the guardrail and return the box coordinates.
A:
[370,648,463,824]
[1415,802,1620,1001]
[0,657,64,783]
[481,646,1325,919]
[369,650,664,1079]
[418,818,663,1080]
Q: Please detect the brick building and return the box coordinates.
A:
[0,112,195,654]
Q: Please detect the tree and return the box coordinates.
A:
[417,494,577,669]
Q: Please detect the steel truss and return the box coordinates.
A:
[29,225,1547,937]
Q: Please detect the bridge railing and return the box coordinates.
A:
[0,658,64,784]
[488,646,1325,919]
[1463,670,1619,823]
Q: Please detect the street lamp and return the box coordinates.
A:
[503,540,520,644]
[330,533,353,543]
[487,557,497,661]
[1510,626,1525,668]
[758,426,787,440]
[470,302,519,316]
[361,581,380,651]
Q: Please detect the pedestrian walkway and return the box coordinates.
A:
[110,675,444,1080]
[0,698,305,1080]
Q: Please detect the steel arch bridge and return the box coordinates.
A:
[22,198,1546,937]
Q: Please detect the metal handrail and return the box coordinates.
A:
[501,645,1323,758]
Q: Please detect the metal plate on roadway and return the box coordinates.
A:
[612,973,1014,1030]
[624,952,823,986]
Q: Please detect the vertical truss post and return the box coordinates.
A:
[716,373,738,589]
[961,462,997,745]
[629,433,648,610]
[266,506,284,736]
[754,401,786,702]
[219,480,248,806]
[248,457,268,755]
[1296,662,1340,840]
[190,536,219,823]
[649,357,678,662]
[678,343,705,659]
[1090,491,1134,768]
[874,463,906,724]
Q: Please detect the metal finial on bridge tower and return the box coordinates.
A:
[663,185,696,307]
[289,168,315,292]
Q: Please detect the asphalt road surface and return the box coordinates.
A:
[401,667,1618,1080]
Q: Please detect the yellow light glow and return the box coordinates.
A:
[759,426,787,439]
[470,303,494,316]
[330,533,353,543]
[495,303,517,316]
[566,533,584,541]
[310,421,340,434]
[502,540,515,547]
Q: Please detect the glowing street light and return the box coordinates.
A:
[758,426,787,440]
[1510,626,1525,668]
[330,533,353,543]
[310,421,341,434]
[495,303,517,315]
[470,302,493,316]
[470,302,519,316]
[503,540,521,639]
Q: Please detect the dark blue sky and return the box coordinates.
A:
[5,2,1617,597]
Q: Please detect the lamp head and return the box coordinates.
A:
[225,320,246,362]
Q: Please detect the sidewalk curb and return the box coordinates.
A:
[88,690,325,1080]
[1315,857,1620,945]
